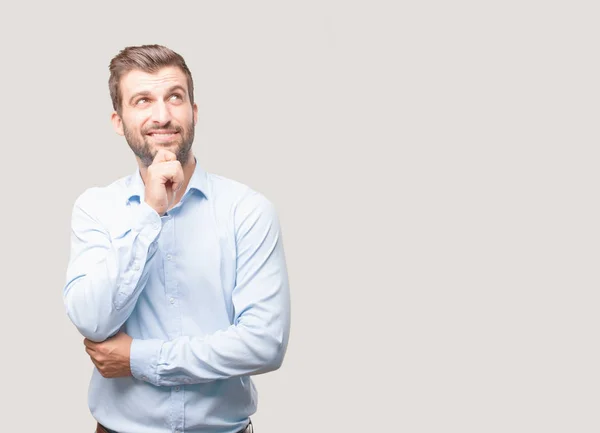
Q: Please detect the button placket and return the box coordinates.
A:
[161,216,181,342]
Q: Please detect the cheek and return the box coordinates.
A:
[124,116,146,134]
[174,107,195,125]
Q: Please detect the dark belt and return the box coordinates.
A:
[97,420,253,433]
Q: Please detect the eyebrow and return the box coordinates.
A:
[167,85,187,96]
[128,85,188,105]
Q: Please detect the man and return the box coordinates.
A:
[63,44,291,433]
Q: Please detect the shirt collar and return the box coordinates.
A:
[124,157,209,205]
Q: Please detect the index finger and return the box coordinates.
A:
[153,149,177,164]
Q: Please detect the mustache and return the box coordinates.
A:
[143,123,182,134]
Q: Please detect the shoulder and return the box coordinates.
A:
[206,172,277,218]
[72,174,132,219]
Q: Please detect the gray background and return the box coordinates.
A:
[1,1,598,432]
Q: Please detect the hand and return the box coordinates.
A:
[84,331,133,378]
[144,149,184,215]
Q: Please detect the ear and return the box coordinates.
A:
[193,103,198,125]
[111,111,124,136]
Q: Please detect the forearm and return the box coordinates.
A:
[131,317,289,386]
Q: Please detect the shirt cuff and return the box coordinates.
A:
[132,201,163,244]
[130,338,163,385]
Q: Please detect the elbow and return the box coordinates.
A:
[66,309,114,342]
[76,323,114,343]
[266,351,284,372]
[64,294,116,342]
[257,333,288,373]
[237,312,290,374]
[80,328,113,343]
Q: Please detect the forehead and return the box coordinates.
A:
[120,66,189,97]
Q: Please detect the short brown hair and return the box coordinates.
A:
[109,44,195,113]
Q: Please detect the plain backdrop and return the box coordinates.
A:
[1,1,598,432]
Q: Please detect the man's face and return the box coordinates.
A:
[112,66,198,167]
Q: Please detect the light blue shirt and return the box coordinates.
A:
[63,159,291,433]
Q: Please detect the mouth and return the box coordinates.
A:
[146,130,180,142]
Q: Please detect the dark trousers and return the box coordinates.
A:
[97,420,253,433]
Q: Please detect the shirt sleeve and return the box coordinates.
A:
[130,192,291,386]
[63,189,163,342]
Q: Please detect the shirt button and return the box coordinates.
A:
[174,386,180,392]
[152,223,159,230]
[169,297,175,304]
[166,254,172,261]
[133,262,140,271]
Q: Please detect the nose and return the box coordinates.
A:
[150,100,172,125]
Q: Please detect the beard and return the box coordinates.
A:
[123,120,195,168]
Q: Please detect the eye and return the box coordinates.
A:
[169,94,183,102]
[135,98,149,106]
